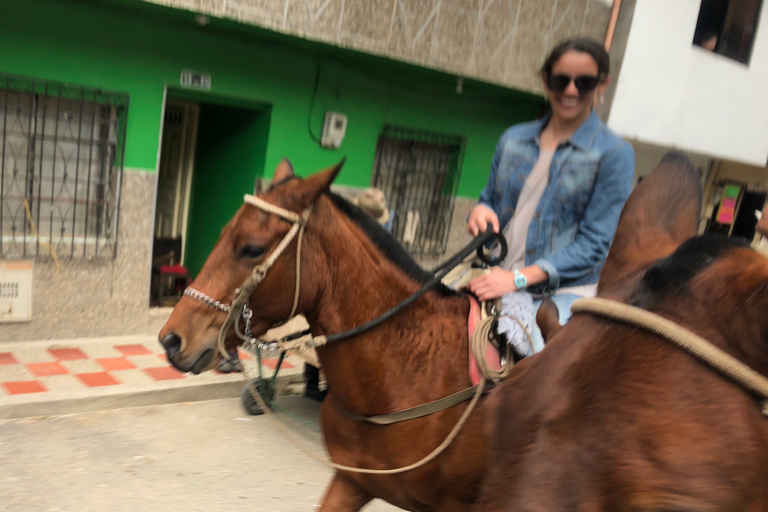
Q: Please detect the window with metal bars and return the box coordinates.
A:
[371,125,465,256]
[0,74,128,259]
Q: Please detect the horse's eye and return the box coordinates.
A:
[238,244,265,259]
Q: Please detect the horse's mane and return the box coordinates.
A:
[632,234,750,306]
[326,192,456,296]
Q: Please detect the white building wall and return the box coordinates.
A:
[608,0,768,166]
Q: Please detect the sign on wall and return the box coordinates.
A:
[180,70,211,91]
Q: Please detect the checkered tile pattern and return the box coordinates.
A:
[0,341,295,397]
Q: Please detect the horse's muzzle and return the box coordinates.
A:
[160,332,215,374]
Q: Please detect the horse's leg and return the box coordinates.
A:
[318,473,372,512]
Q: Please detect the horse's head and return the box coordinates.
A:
[562,150,768,372]
[158,158,342,373]
[537,151,704,339]
[627,234,768,374]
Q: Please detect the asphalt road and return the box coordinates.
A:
[0,396,401,511]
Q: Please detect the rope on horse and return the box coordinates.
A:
[571,297,768,416]
[243,367,486,475]
[470,297,533,384]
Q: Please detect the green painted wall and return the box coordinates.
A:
[0,0,542,199]
[184,104,269,276]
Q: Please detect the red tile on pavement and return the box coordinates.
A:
[115,344,153,356]
[0,352,19,365]
[96,357,136,371]
[157,354,168,362]
[3,381,47,394]
[262,358,293,370]
[237,350,252,360]
[48,347,88,360]
[144,366,185,381]
[76,372,120,387]
[27,361,69,377]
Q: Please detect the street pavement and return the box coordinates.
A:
[0,396,401,511]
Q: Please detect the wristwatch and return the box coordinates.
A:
[513,269,527,290]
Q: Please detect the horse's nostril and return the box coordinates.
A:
[160,332,182,359]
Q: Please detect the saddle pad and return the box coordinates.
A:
[468,295,502,386]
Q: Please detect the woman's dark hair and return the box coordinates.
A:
[540,38,610,81]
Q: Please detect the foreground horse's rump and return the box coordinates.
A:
[475,152,768,511]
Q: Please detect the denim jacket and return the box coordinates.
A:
[478,110,635,293]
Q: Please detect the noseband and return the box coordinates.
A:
[184,194,312,360]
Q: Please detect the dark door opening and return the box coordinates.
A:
[150,97,271,307]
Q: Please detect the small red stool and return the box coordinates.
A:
[158,263,190,307]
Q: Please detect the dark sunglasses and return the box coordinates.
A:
[546,74,602,93]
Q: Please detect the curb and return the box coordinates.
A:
[0,368,306,420]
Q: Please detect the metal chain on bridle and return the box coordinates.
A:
[184,194,310,361]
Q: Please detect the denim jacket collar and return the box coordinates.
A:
[521,110,602,151]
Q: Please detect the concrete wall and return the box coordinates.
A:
[139,0,613,95]
[1,171,163,341]
[607,0,768,166]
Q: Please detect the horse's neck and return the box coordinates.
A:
[716,309,768,378]
[659,298,768,378]
[302,214,470,410]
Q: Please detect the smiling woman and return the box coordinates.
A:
[466,37,635,353]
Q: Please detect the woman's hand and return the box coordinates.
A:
[468,267,516,301]
[467,204,500,236]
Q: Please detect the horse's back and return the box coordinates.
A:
[476,315,768,511]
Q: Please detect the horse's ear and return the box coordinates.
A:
[298,158,345,206]
[536,298,562,344]
[271,158,295,184]
[599,151,702,293]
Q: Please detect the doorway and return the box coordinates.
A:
[150,96,271,306]
[150,100,198,306]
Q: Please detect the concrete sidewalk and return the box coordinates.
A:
[0,333,306,420]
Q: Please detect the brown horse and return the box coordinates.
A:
[160,153,768,511]
[474,152,768,510]
[160,159,491,510]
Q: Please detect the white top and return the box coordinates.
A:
[501,150,553,272]
[500,149,596,299]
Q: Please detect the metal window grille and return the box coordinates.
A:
[0,73,129,259]
[371,125,465,255]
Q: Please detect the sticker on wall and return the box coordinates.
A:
[180,70,211,91]
[716,185,741,225]
[0,260,33,323]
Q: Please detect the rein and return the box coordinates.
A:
[571,298,768,417]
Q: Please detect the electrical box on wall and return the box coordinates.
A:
[0,261,33,323]
[321,111,347,149]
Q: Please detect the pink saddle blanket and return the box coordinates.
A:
[467,295,502,386]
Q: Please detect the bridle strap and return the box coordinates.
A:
[213,195,311,360]
[244,194,302,223]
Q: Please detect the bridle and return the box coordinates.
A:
[184,193,312,361]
